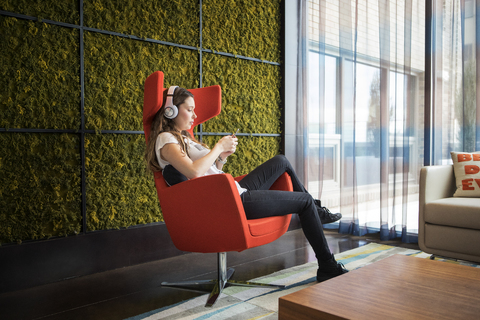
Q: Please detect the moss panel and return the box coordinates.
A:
[84,0,199,47]
[0,17,80,130]
[203,135,281,177]
[202,53,282,134]
[203,0,281,62]
[0,133,81,245]
[0,0,79,25]
[85,133,162,231]
[84,31,199,131]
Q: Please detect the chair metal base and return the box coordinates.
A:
[161,252,285,307]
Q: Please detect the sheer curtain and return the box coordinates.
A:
[427,0,479,163]
[305,0,425,242]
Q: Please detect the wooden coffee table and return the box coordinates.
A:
[279,254,480,319]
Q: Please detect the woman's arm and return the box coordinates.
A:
[161,135,237,179]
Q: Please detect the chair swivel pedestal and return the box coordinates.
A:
[161,252,285,307]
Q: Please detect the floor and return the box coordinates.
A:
[0,229,419,320]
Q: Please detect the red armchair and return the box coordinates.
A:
[143,71,293,307]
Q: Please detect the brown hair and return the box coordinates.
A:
[144,87,206,173]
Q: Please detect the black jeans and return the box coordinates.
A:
[239,155,332,262]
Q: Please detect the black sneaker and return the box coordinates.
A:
[314,200,342,224]
[317,255,349,282]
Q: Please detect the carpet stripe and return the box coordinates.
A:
[247,311,276,320]
[195,302,257,320]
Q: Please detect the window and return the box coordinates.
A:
[306,0,425,235]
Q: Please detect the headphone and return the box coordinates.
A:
[163,86,179,119]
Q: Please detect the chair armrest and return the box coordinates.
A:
[234,172,293,191]
[234,174,247,182]
[156,174,250,253]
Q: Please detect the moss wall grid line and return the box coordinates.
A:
[0,129,78,133]
[80,0,87,235]
[0,10,280,66]
[0,1,79,25]
[0,0,282,244]
[0,128,280,136]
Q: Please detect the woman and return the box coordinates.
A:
[145,86,347,281]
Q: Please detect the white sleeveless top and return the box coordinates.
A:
[155,132,247,195]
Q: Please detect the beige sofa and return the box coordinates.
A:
[419,165,480,263]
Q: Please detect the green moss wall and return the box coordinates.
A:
[83,31,199,131]
[85,134,162,230]
[0,16,80,130]
[0,0,282,244]
[202,54,282,134]
[0,133,82,243]
[0,0,79,25]
[84,0,199,47]
[203,0,281,62]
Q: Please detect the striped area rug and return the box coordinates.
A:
[127,243,479,320]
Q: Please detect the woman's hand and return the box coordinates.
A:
[215,135,237,169]
[217,135,238,157]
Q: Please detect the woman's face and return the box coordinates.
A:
[173,97,197,131]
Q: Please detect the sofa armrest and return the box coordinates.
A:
[419,165,456,205]
[419,165,456,251]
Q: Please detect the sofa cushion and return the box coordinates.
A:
[425,224,480,259]
[424,197,480,230]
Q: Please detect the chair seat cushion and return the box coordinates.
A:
[248,215,290,237]
[424,197,480,230]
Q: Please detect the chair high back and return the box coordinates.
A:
[143,71,224,196]
[143,71,221,142]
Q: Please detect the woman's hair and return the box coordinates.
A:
[144,87,206,173]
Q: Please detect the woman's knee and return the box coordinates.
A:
[272,154,290,167]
